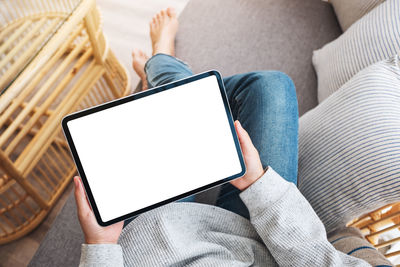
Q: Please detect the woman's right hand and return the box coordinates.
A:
[230,120,266,191]
[74,176,124,244]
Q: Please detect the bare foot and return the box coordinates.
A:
[132,49,149,91]
[150,7,178,56]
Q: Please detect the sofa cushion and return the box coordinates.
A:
[28,192,83,267]
[327,0,385,31]
[313,0,400,103]
[298,55,400,233]
[176,0,341,116]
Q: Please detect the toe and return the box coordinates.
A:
[136,49,149,61]
[151,18,158,30]
[155,14,160,26]
[167,7,176,18]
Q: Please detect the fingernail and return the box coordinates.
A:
[236,120,242,128]
[74,177,79,188]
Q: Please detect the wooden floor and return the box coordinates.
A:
[0,1,188,266]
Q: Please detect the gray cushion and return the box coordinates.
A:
[299,55,400,233]
[328,0,385,31]
[176,0,341,116]
[30,0,341,265]
[313,0,400,103]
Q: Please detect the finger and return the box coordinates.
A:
[235,120,257,154]
[74,176,91,215]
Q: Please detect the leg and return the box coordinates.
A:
[225,71,299,182]
[145,54,193,88]
[145,6,194,87]
[132,7,193,90]
[216,71,299,218]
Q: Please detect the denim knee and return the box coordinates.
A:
[144,53,190,72]
[144,54,193,88]
[247,71,297,109]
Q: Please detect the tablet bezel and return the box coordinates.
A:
[62,70,246,226]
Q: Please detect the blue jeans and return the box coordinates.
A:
[143,54,299,219]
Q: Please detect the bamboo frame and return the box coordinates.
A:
[0,0,131,244]
[0,0,96,113]
[0,23,85,130]
[348,202,400,261]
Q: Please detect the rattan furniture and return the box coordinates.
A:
[349,202,400,262]
[0,0,130,244]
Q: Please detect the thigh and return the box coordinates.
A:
[216,71,298,217]
[223,71,299,184]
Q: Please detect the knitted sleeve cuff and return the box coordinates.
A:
[79,244,123,267]
[239,167,293,219]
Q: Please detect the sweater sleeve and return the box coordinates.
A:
[239,167,371,267]
[79,244,124,267]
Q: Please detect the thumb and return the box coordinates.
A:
[235,120,256,155]
[74,176,91,214]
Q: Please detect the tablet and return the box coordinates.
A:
[62,71,246,226]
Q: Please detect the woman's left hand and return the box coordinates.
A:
[74,176,124,244]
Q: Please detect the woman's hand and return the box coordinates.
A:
[231,120,265,191]
[74,176,123,244]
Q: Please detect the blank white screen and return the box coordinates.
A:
[67,75,242,222]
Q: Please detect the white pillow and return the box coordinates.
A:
[298,55,400,233]
[327,0,385,31]
[313,0,400,103]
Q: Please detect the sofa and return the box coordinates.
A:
[29,0,343,265]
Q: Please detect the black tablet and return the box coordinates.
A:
[62,70,246,226]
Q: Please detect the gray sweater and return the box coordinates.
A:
[79,168,371,266]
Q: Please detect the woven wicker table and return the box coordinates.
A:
[0,0,130,244]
